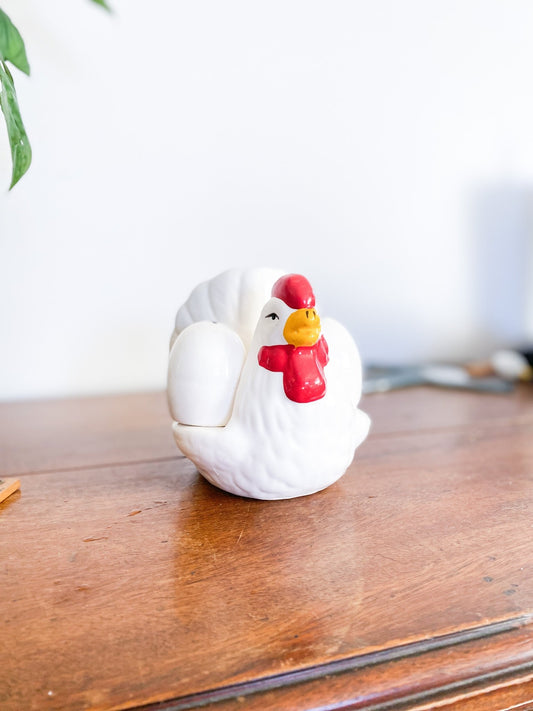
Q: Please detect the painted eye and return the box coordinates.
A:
[265,312,279,320]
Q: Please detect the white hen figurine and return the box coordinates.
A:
[168,268,370,500]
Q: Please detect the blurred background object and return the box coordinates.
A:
[2,0,533,400]
[467,346,533,382]
[362,363,514,394]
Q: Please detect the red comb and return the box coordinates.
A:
[271,274,315,309]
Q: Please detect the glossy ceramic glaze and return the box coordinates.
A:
[167,321,245,426]
[167,268,370,500]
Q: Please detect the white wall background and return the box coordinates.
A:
[2,0,533,400]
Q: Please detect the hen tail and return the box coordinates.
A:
[170,267,285,350]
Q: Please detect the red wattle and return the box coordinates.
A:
[258,336,329,403]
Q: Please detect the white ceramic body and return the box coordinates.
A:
[168,268,370,500]
[169,267,285,350]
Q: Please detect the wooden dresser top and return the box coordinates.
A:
[1,386,533,710]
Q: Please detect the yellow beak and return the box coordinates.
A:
[283,308,321,347]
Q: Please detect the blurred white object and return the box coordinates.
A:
[491,349,533,381]
[167,268,370,500]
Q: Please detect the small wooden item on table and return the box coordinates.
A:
[0,478,20,504]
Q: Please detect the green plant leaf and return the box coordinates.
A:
[0,61,31,189]
[89,0,112,11]
[0,9,30,75]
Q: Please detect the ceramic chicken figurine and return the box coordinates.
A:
[168,268,370,500]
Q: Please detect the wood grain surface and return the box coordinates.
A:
[1,386,533,710]
[0,391,178,477]
[2,385,533,477]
